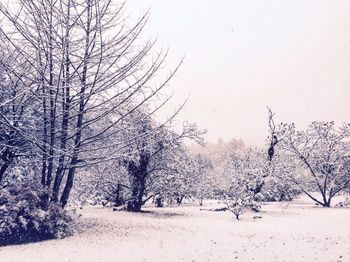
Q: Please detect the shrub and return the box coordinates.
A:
[0,182,75,246]
[225,196,250,220]
[335,197,350,208]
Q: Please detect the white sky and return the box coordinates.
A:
[125,0,350,146]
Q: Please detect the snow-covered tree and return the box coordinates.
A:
[0,0,181,208]
[191,154,216,206]
[223,148,270,218]
[261,153,301,202]
[150,149,204,206]
[69,106,205,211]
[274,121,350,207]
[93,109,205,212]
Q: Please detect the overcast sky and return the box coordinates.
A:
[125,0,350,146]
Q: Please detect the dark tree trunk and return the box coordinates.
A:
[125,152,150,212]
[113,183,125,207]
[46,3,56,188]
[59,104,83,208]
[0,162,10,183]
[59,84,84,208]
[0,145,14,183]
[52,2,71,203]
[126,198,143,212]
[199,197,203,206]
[126,177,146,212]
[323,198,331,207]
[59,3,91,208]
[60,157,77,208]
[52,107,70,202]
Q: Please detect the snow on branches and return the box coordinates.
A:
[271,118,350,207]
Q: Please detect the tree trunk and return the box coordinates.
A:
[0,147,14,183]
[60,1,91,208]
[126,153,150,212]
[323,198,331,207]
[199,197,203,206]
[51,0,71,203]
[113,183,125,207]
[0,162,10,183]
[126,178,146,212]
[59,80,84,208]
[60,157,77,208]
[46,1,57,188]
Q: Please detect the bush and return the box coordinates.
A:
[335,197,350,208]
[0,182,75,246]
[225,196,250,220]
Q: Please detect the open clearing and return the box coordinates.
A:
[1,196,349,262]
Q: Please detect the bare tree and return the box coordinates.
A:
[0,0,181,207]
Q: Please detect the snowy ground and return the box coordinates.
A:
[1,196,349,262]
